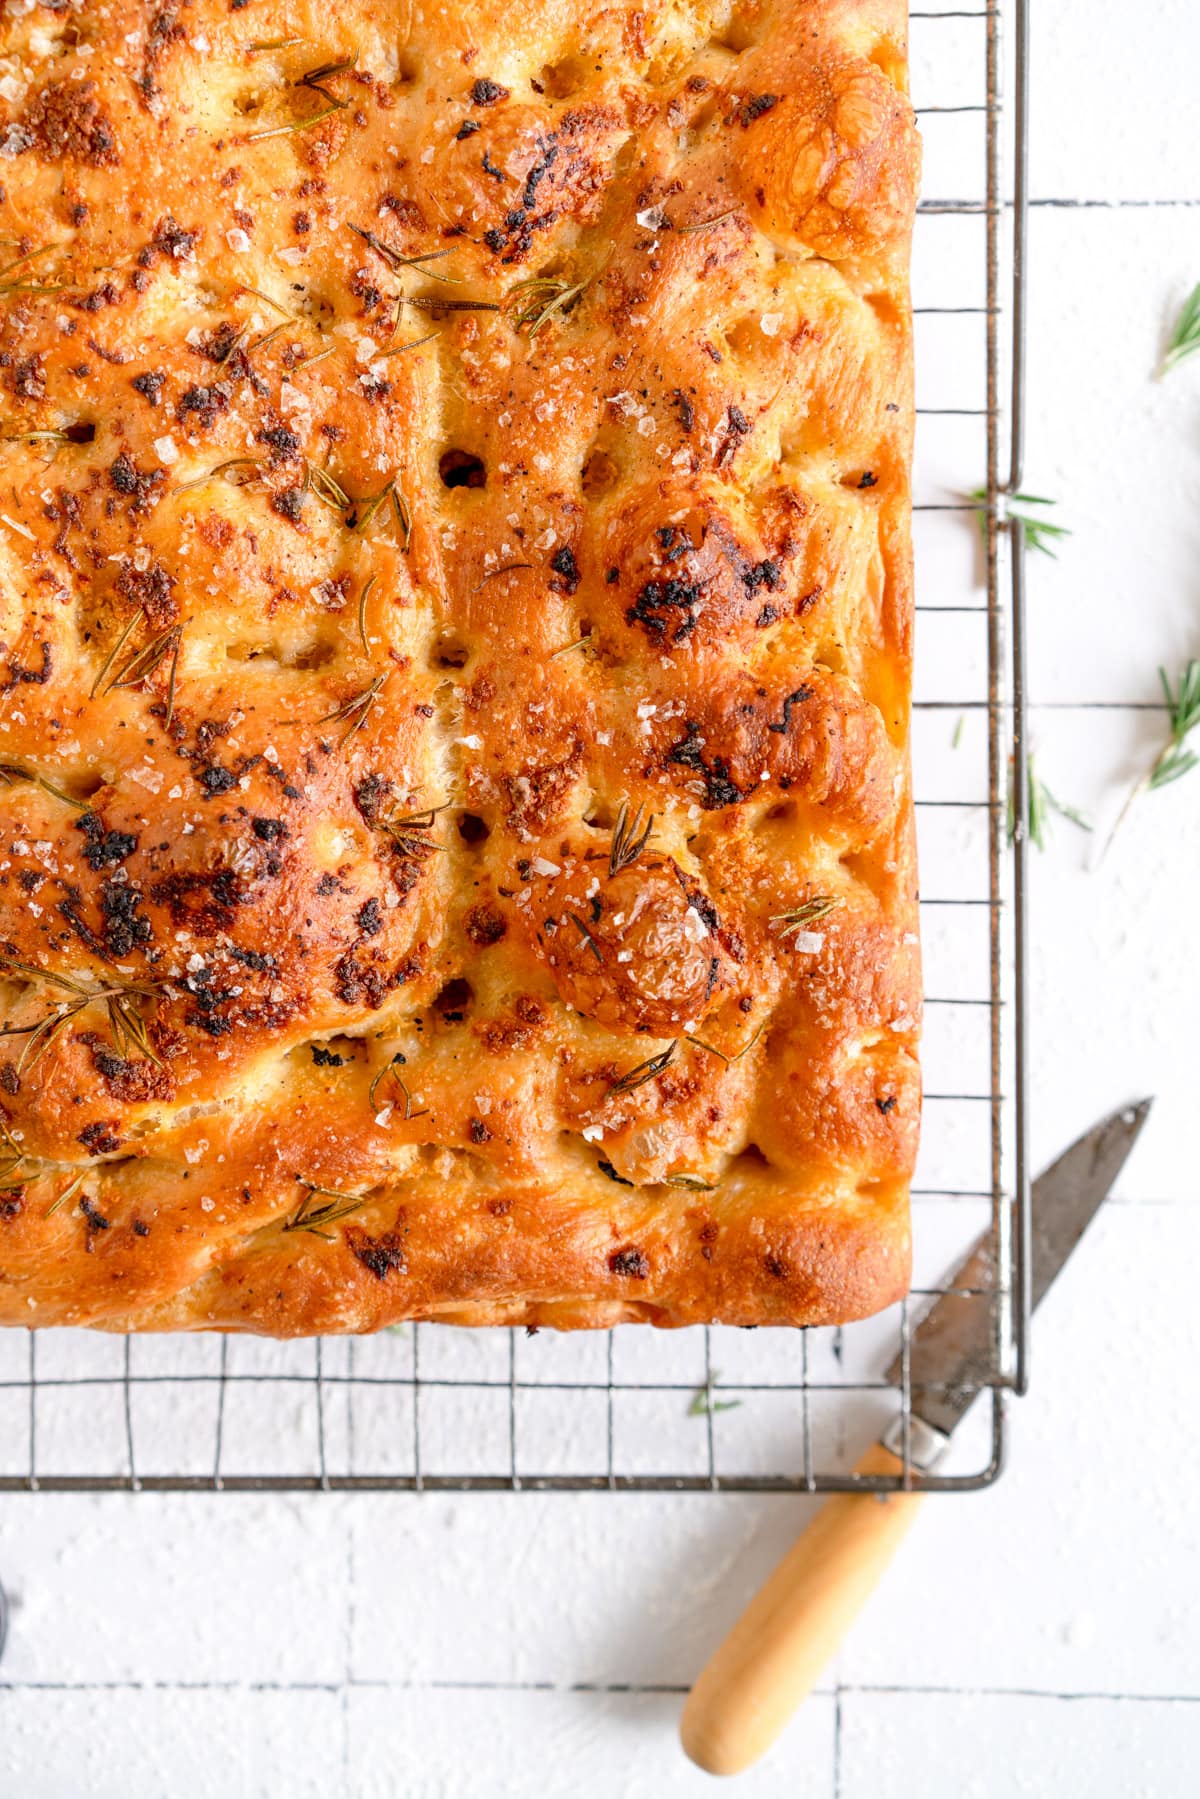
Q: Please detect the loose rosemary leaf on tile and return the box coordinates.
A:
[1160,281,1200,376]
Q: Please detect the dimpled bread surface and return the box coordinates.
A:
[0,0,920,1333]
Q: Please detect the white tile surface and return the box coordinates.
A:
[344,1686,835,1799]
[0,1687,345,1799]
[3,6,1200,1796]
[839,1691,1200,1799]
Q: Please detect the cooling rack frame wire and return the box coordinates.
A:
[0,0,1031,1497]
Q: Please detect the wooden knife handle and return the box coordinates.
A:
[679,1444,923,1776]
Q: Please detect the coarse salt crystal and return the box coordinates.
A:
[636,205,667,229]
[530,857,560,877]
[581,1124,605,1143]
[760,312,784,336]
[456,734,483,751]
[790,930,825,954]
[375,1107,393,1127]
[226,227,252,254]
[682,905,709,943]
[154,435,178,464]
[277,245,305,266]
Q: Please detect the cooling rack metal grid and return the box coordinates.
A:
[0,1,1030,1496]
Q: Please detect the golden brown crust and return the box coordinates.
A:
[0,0,920,1335]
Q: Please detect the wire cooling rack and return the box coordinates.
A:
[0,1,1030,1496]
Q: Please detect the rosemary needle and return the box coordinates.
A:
[1160,281,1200,377]
[357,573,376,655]
[1008,755,1091,852]
[969,489,1070,558]
[0,762,88,809]
[89,608,143,699]
[608,1041,677,1096]
[284,1180,372,1238]
[687,1375,742,1417]
[770,896,840,937]
[608,799,653,877]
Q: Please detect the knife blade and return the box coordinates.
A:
[883,1097,1152,1454]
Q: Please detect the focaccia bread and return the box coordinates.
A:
[0,0,920,1334]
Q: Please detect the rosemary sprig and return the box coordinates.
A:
[1099,659,1200,859]
[666,1173,717,1191]
[770,896,841,937]
[969,489,1070,558]
[0,246,66,300]
[247,38,307,54]
[1007,755,1091,852]
[0,762,88,810]
[608,1040,677,1096]
[284,1179,372,1238]
[305,460,351,510]
[1161,281,1200,376]
[297,51,358,104]
[379,803,447,858]
[106,622,183,698]
[348,479,397,534]
[506,276,586,337]
[368,1052,429,1121]
[0,964,164,1073]
[319,674,387,740]
[687,1375,742,1417]
[608,800,653,877]
[0,243,59,281]
[348,225,460,286]
[304,462,412,546]
[107,990,164,1066]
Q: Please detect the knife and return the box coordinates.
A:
[679,1099,1152,1777]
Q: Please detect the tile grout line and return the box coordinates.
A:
[343,1501,354,1782]
[1,1678,1197,1704]
[833,1684,843,1799]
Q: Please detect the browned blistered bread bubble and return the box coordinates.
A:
[0,0,920,1335]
